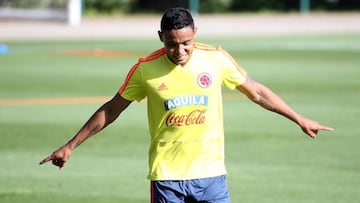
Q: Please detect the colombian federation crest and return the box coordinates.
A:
[197,72,212,88]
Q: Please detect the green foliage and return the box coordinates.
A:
[230,0,298,12]
[84,0,135,15]
[0,0,67,9]
[2,0,359,14]
[200,0,232,13]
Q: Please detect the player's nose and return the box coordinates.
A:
[175,45,185,56]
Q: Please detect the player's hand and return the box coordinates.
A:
[299,117,334,138]
[39,145,72,169]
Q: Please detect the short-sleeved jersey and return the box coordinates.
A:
[119,43,247,180]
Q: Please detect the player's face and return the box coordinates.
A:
[159,26,197,66]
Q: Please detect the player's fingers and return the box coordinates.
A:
[307,125,333,138]
[52,159,61,166]
[59,162,65,170]
[320,126,334,131]
[302,127,316,138]
[308,131,316,138]
[52,158,66,169]
[39,156,53,165]
[311,124,333,133]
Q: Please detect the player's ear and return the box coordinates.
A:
[193,27,197,35]
[158,30,163,42]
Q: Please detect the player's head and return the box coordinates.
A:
[160,7,195,32]
[158,7,197,66]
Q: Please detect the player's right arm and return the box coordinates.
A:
[236,76,333,138]
[39,93,132,169]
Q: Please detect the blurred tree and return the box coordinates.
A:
[84,0,134,14]
[130,0,233,13]
[339,0,360,9]
[80,0,360,15]
[200,0,232,13]
[230,0,298,12]
[229,0,360,12]
[130,0,188,12]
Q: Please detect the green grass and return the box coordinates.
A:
[1,34,359,203]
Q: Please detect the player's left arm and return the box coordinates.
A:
[236,76,333,138]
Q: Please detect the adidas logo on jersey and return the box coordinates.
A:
[157,83,168,91]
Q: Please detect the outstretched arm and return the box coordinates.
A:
[39,93,132,169]
[237,76,333,138]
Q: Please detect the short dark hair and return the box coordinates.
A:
[160,7,194,31]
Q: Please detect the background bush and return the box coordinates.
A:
[1,0,358,14]
[85,0,360,14]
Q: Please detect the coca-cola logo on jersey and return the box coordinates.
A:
[165,109,206,127]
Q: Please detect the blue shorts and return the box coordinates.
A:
[150,175,231,203]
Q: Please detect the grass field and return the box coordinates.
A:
[1,34,359,203]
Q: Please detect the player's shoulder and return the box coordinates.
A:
[130,48,166,72]
[194,42,223,52]
[139,48,166,63]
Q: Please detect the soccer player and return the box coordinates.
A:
[40,7,333,203]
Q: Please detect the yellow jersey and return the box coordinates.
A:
[119,43,247,180]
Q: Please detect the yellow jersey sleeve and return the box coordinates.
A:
[218,47,248,89]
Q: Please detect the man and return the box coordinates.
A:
[40,7,333,203]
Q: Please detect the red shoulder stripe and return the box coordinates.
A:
[119,48,166,94]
